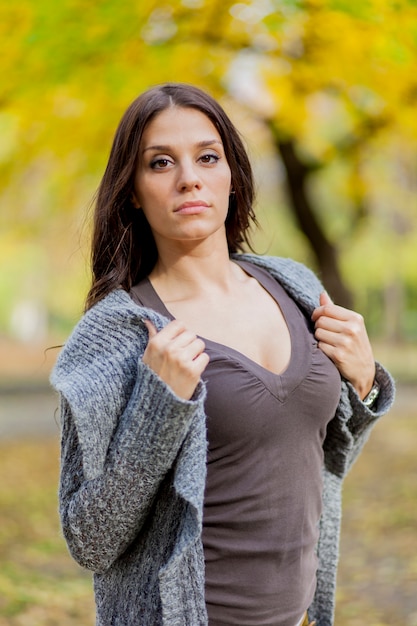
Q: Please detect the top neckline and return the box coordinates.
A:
[130,259,315,399]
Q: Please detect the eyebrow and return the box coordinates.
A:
[142,139,223,154]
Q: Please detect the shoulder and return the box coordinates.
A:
[50,289,169,389]
[233,253,323,314]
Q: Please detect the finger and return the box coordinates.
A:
[154,321,204,352]
[188,338,207,361]
[167,337,206,364]
[312,302,353,323]
[143,319,158,338]
[169,350,210,400]
[147,319,187,342]
[192,350,210,373]
[157,319,184,336]
[315,327,346,350]
[315,336,348,370]
[311,292,333,322]
[314,315,346,334]
[320,291,333,306]
[169,329,200,350]
[316,318,366,347]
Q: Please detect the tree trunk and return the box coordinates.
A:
[383,281,404,342]
[276,138,353,309]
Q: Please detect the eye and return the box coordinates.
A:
[199,153,220,165]
[150,158,173,170]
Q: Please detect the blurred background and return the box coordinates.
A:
[0,0,416,624]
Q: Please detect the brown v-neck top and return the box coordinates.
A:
[130,259,341,626]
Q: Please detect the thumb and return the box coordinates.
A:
[143,319,158,338]
[312,291,333,322]
[320,291,333,306]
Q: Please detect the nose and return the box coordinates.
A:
[176,159,202,192]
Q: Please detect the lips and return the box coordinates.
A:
[174,200,210,214]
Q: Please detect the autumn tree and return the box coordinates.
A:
[1,0,416,335]
[137,0,417,309]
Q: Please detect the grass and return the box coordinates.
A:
[0,439,95,626]
[0,387,416,625]
[335,391,417,626]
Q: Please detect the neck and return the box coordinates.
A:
[149,238,242,300]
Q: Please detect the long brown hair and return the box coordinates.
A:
[85,83,257,311]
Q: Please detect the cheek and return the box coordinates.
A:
[222,174,233,204]
[140,203,163,231]
[135,176,164,210]
[224,167,233,193]
[216,167,232,193]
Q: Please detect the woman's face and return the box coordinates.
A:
[133,106,232,253]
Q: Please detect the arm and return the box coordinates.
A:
[342,360,395,469]
[312,293,395,475]
[59,361,206,574]
[312,292,376,400]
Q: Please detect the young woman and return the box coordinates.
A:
[51,83,395,626]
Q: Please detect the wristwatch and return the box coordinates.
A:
[362,380,380,408]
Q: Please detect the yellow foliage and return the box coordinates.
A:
[0,0,416,334]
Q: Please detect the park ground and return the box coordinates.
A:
[0,338,416,625]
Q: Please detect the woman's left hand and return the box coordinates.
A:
[311,292,376,400]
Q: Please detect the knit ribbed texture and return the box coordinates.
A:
[51,254,395,626]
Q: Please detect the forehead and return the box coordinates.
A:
[141,106,222,145]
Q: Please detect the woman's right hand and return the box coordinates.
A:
[142,319,210,400]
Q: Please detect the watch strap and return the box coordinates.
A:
[362,380,380,408]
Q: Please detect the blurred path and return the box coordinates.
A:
[0,338,60,439]
[0,387,59,440]
[390,382,416,413]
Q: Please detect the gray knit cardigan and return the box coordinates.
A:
[51,254,395,626]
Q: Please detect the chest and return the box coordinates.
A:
[169,279,292,376]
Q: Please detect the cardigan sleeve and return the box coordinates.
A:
[343,360,395,470]
[58,360,206,574]
[323,360,395,478]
